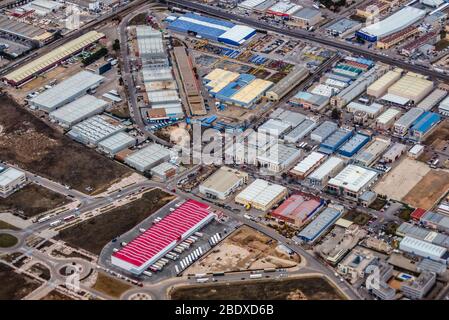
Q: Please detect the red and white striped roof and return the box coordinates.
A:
[112,199,211,267]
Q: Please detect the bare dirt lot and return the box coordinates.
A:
[56,188,175,255]
[423,120,449,147]
[374,158,430,201]
[92,272,132,299]
[0,262,41,300]
[402,170,449,210]
[0,94,132,194]
[186,226,300,274]
[40,290,74,300]
[0,184,71,219]
[170,276,345,300]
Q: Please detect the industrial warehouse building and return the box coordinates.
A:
[397,222,449,250]
[97,132,136,156]
[199,166,248,200]
[173,46,206,116]
[354,136,391,166]
[257,143,302,173]
[399,236,448,264]
[265,66,309,101]
[49,95,109,128]
[0,167,26,197]
[387,73,434,104]
[271,193,324,226]
[409,112,441,141]
[124,143,172,172]
[235,179,287,211]
[328,165,378,200]
[290,151,326,178]
[417,89,447,111]
[112,199,216,274]
[420,211,449,234]
[283,119,317,143]
[269,109,306,128]
[307,156,345,188]
[311,121,338,143]
[297,206,343,243]
[0,15,56,48]
[375,108,402,131]
[258,118,292,137]
[290,91,329,111]
[135,26,167,63]
[29,71,105,112]
[337,133,370,157]
[319,128,353,154]
[150,162,178,182]
[382,143,406,163]
[330,65,380,108]
[167,13,256,46]
[67,115,125,146]
[394,108,425,136]
[439,95,449,116]
[346,102,384,118]
[204,69,273,108]
[367,69,402,98]
[3,31,104,86]
[290,7,322,28]
[356,6,426,42]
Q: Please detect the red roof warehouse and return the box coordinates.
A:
[111,199,215,274]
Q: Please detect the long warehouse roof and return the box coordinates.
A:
[112,200,213,267]
[4,31,104,84]
[358,7,426,39]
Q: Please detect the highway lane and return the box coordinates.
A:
[165,0,449,82]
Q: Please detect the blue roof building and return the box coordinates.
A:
[167,13,256,46]
[297,207,342,243]
[337,133,370,157]
[410,111,441,141]
[319,128,353,154]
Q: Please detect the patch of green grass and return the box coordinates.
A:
[369,197,387,211]
[343,210,371,226]
[398,206,414,221]
[0,234,18,248]
[0,220,19,231]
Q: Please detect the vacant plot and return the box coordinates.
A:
[40,290,74,300]
[374,158,430,201]
[0,234,18,248]
[423,120,449,147]
[92,272,132,299]
[186,226,300,274]
[0,184,70,219]
[403,170,449,210]
[342,210,371,226]
[0,262,41,300]
[57,188,174,255]
[0,220,19,230]
[170,276,344,300]
[0,94,132,194]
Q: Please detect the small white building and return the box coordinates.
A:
[408,144,425,159]
[150,162,178,182]
[125,143,172,172]
[290,152,326,178]
[307,156,345,188]
[0,167,27,197]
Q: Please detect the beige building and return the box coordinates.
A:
[199,166,249,200]
[235,179,287,211]
[0,167,27,197]
[387,72,434,104]
[367,69,402,98]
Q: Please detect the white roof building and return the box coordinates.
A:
[97,132,136,156]
[328,164,378,197]
[125,143,172,172]
[376,108,401,130]
[67,115,125,146]
[290,152,326,177]
[308,156,344,187]
[347,102,384,118]
[49,95,109,128]
[235,179,287,211]
[257,143,302,173]
[358,7,426,40]
[399,236,447,262]
[0,167,26,197]
[438,95,449,116]
[29,71,104,112]
[283,119,317,143]
[258,118,292,137]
